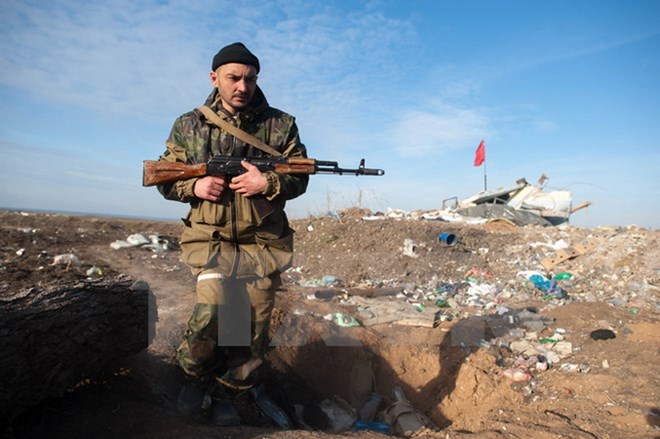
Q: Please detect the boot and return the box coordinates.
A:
[216,355,263,390]
[177,374,241,426]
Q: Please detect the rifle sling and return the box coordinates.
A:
[196,106,283,157]
[196,106,277,221]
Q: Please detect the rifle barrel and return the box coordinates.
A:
[315,158,384,176]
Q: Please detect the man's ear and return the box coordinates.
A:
[209,70,218,87]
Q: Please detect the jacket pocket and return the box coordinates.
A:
[180,224,214,268]
[252,232,294,277]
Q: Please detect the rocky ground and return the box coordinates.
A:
[1,208,659,438]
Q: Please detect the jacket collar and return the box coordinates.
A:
[203,86,269,122]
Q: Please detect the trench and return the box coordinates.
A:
[258,307,479,434]
[8,301,518,438]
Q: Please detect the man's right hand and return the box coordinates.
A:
[193,175,226,202]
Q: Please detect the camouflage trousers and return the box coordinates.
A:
[177,267,280,377]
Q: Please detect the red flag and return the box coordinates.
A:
[473,140,486,166]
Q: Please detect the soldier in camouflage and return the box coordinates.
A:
[157,42,308,412]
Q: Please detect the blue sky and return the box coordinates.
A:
[1,0,658,228]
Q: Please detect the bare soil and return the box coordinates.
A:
[1,208,659,438]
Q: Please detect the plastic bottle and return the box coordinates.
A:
[393,386,406,401]
[435,299,450,308]
[359,392,382,422]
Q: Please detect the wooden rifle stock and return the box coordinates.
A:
[142,161,208,187]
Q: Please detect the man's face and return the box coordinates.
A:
[210,63,258,115]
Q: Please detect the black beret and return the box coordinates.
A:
[211,42,260,73]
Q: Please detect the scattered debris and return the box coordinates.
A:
[348,296,437,327]
[383,386,437,435]
[110,233,171,253]
[540,237,597,270]
[308,289,338,301]
[302,275,340,288]
[86,265,105,277]
[503,366,532,382]
[323,313,360,327]
[590,329,616,340]
[52,253,81,266]
[401,238,419,258]
[438,232,458,246]
[319,396,356,433]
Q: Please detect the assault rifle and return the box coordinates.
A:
[142,155,385,187]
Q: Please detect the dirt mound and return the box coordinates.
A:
[1,209,658,438]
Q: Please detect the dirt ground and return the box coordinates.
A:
[1,208,659,438]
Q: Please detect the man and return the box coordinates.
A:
[156,42,308,418]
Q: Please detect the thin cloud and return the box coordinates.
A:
[0,0,415,124]
[0,1,219,119]
[391,107,489,157]
[477,30,660,84]
[517,31,660,72]
[64,171,119,183]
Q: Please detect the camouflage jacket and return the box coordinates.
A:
[157,87,308,275]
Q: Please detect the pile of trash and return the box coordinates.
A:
[291,266,589,388]
[361,175,592,227]
[296,266,576,324]
[476,309,578,382]
[315,386,438,435]
[110,233,172,255]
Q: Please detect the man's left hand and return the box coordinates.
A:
[229,160,268,197]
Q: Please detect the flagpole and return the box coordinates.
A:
[483,160,488,191]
